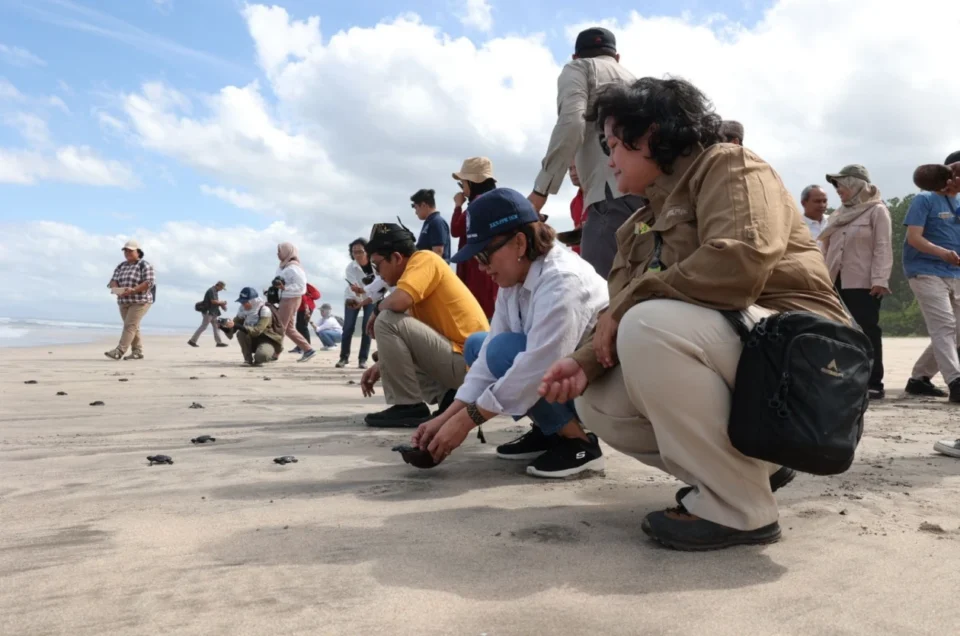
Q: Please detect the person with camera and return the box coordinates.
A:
[537,77,849,550]
[188,281,228,348]
[358,222,489,428]
[219,287,284,366]
[273,242,316,362]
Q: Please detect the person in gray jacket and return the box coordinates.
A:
[527,26,644,279]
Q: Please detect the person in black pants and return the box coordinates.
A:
[836,276,884,392]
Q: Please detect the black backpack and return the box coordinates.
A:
[722,310,872,476]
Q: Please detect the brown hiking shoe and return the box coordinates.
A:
[124,351,144,360]
[641,508,781,551]
[104,349,122,360]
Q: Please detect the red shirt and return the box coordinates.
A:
[570,189,585,254]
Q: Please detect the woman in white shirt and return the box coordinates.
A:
[339,238,381,369]
[412,188,609,479]
[274,242,316,362]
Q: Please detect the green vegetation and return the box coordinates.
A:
[877,194,928,336]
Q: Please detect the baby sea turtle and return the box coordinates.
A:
[118,378,129,382]
[189,402,204,409]
[147,455,174,465]
[189,376,199,380]
[89,401,105,407]
[392,444,442,469]
[24,380,38,385]
[273,456,298,465]
[191,435,216,444]
[56,391,67,396]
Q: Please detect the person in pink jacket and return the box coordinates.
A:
[820,164,893,399]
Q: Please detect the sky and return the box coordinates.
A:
[1,0,958,327]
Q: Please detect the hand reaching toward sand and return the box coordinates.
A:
[360,363,380,397]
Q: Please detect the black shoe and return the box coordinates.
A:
[525,433,604,479]
[335,359,347,368]
[187,341,199,348]
[496,426,557,461]
[676,466,796,506]
[364,403,432,428]
[868,386,885,400]
[949,379,960,404]
[905,377,947,398]
[434,389,456,416]
[641,508,782,551]
[216,343,229,348]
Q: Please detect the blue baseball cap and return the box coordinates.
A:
[236,286,258,303]
[450,188,540,264]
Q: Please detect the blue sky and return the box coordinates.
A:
[0,0,765,236]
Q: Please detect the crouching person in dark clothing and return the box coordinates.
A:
[220,287,284,366]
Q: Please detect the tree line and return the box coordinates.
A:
[877,194,927,336]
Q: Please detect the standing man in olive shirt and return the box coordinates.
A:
[528,27,644,279]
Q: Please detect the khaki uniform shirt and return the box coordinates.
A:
[572,144,850,381]
[534,57,636,208]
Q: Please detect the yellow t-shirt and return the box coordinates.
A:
[396,251,490,353]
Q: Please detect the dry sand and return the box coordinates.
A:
[2,335,959,635]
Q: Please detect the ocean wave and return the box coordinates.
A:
[0,326,28,339]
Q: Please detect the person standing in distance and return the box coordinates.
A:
[528,27,644,279]
[188,281,228,348]
[411,188,451,262]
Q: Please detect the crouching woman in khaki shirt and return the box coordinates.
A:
[538,77,849,551]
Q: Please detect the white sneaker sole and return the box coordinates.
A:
[934,441,960,458]
[526,456,605,479]
[497,450,548,461]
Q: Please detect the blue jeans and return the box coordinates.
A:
[463,332,576,436]
[340,303,372,363]
[317,329,342,348]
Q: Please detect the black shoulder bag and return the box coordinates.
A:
[649,231,872,476]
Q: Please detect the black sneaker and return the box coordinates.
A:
[496,426,557,461]
[641,508,781,551]
[905,377,947,398]
[676,466,796,506]
[868,386,885,400]
[433,389,456,417]
[949,379,960,404]
[525,433,604,479]
[364,403,432,428]
[335,359,347,368]
[187,341,199,348]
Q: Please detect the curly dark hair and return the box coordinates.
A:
[586,76,723,175]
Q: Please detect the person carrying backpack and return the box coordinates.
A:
[220,287,284,366]
[105,239,156,361]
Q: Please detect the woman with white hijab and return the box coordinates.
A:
[274,242,316,362]
[820,164,893,399]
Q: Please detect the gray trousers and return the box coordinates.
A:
[374,310,467,406]
[581,194,646,279]
[191,313,223,345]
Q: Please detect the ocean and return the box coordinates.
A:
[0,317,185,348]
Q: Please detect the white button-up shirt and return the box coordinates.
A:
[455,246,609,416]
[803,214,829,241]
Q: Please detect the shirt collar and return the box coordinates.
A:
[521,248,552,293]
[644,145,705,203]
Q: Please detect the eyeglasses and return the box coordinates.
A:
[599,134,610,157]
[475,233,516,266]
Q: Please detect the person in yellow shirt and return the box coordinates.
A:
[359,222,490,428]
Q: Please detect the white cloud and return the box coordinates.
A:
[0,146,138,187]
[460,0,493,33]
[200,184,275,213]
[0,219,352,327]
[3,112,51,146]
[0,43,46,67]
[0,79,24,101]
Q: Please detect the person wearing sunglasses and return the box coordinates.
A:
[412,188,609,479]
[358,222,489,429]
[538,77,849,550]
[410,188,451,262]
[820,164,893,399]
[903,151,960,406]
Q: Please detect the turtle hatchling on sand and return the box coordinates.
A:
[191,435,216,444]
[147,455,174,465]
[273,456,298,465]
[189,402,204,409]
[392,444,442,469]
[89,401,105,406]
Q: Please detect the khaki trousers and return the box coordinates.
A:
[374,310,467,405]
[237,331,278,365]
[117,303,150,354]
[276,297,312,352]
[190,313,223,345]
[909,276,960,385]
[576,299,778,531]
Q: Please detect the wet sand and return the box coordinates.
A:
[1,336,959,635]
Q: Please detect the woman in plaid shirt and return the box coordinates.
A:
[105,239,156,360]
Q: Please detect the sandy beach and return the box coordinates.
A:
[2,335,959,635]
